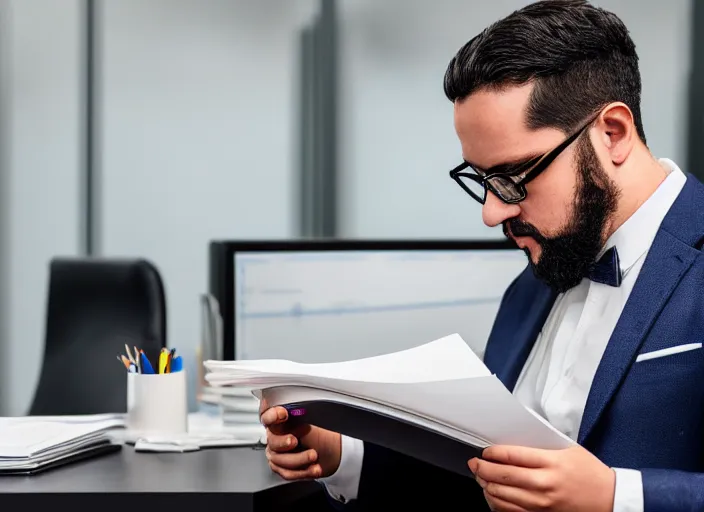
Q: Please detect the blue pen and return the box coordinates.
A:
[170,355,183,373]
[139,351,155,374]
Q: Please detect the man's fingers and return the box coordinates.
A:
[267,460,322,481]
[266,432,299,452]
[481,445,553,468]
[472,458,549,490]
[266,446,318,470]
[483,490,529,512]
[480,479,544,512]
[260,405,288,427]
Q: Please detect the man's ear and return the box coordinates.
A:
[596,102,635,165]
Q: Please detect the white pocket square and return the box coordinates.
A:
[636,342,703,363]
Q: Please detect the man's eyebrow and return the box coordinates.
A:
[466,152,543,175]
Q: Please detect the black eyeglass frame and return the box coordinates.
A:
[449,114,599,205]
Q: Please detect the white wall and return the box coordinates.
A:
[337,0,692,238]
[98,0,316,407]
[0,0,83,415]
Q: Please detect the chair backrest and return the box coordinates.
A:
[28,257,167,415]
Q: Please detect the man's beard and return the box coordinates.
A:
[503,136,620,294]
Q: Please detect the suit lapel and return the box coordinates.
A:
[578,175,704,444]
[497,284,557,391]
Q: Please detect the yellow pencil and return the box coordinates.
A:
[158,350,167,374]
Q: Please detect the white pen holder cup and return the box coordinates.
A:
[127,371,188,437]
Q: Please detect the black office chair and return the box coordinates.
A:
[28,257,167,415]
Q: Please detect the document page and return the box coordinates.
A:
[263,385,492,448]
[205,333,571,450]
[206,333,490,384]
[0,420,115,458]
[305,375,573,449]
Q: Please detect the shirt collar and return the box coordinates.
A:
[601,158,686,273]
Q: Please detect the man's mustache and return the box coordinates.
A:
[503,218,548,244]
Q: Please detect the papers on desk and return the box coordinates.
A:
[0,411,264,465]
[0,415,123,475]
[204,333,574,452]
[198,378,265,442]
[123,411,265,453]
[133,433,262,453]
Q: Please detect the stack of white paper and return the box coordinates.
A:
[0,415,123,473]
[201,386,262,427]
[197,385,264,439]
[204,333,573,451]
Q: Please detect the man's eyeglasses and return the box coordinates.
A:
[449,115,598,205]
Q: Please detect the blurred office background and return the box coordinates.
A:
[0,0,699,415]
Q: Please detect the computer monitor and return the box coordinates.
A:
[209,240,528,363]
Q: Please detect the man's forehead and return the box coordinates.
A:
[453,85,558,170]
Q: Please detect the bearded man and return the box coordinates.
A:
[261,1,704,510]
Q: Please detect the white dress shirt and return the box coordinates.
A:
[319,158,687,510]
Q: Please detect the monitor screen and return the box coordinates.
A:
[232,247,527,363]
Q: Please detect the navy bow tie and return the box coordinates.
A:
[587,246,623,287]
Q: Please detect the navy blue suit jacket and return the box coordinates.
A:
[338,174,704,511]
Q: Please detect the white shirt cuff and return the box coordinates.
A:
[612,468,644,512]
[318,435,364,503]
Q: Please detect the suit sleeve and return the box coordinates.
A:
[641,469,704,510]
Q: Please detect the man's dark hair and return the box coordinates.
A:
[444,0,646,144]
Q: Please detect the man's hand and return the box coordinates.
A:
[260,397,342,481]
[468,444,616,512]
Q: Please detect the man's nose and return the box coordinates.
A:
[482,191,521,227]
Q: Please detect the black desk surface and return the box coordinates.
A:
[0,445,324,510]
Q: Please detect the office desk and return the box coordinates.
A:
[0,445,325,510]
